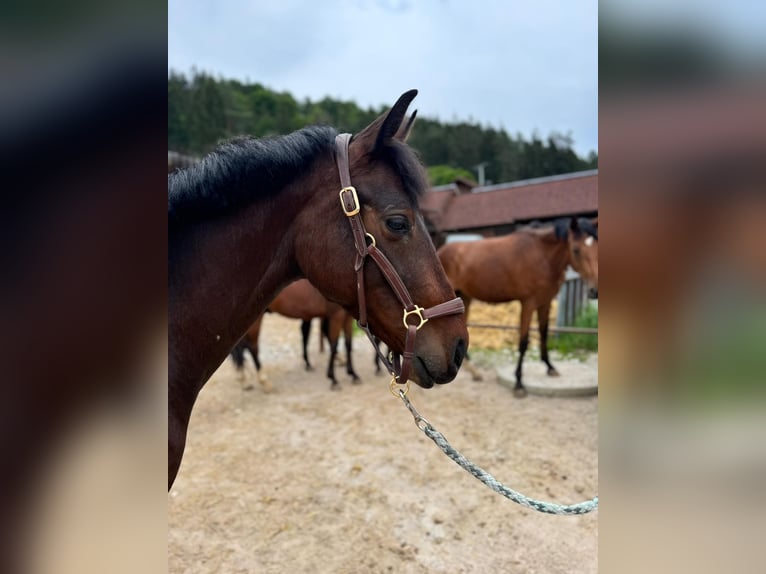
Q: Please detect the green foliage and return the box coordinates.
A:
[188,73,227,154]
[427,165,477,186]
[167,71,191,152]
[550,303,599,356]
[168,70,597,182]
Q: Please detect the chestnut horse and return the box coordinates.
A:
[169,90,468,487]
[230,279,358,390]
[437,217,597,397]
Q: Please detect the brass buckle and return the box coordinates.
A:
[390,376,410,397]
[402,305,428,330]
[339,186,360,217]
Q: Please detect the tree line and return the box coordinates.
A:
[169,70,597,185]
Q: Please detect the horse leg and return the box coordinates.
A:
[377,342,395,376]
[230,340,253,390]
[324,316,340,389]
[246,339,272,393]
[344,314,360,383]
[538,300,559,377]
[301,319,314,371]
[513,302,534,398]
[373,336,382,375]
[459,298,482,381]
[372,338,393,376]
[334,315,347,367]
[326,338,340,389]
[248,317,272,393]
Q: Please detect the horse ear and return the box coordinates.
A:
[579,217,598,240]
[570,217,580,234]
[375,89,418,150]
[396,110,418,142]
[569,217,582,237]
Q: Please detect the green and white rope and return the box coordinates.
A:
[397,389,598,515]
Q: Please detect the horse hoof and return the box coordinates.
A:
[330,385,341,391]
[513,387,528,398]
[351,377,362,385]
[241,383,254,391]
[547,368,560,377]
[305,365,314,372]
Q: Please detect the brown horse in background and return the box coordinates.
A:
[438,217,598,397]
[231,279,358,390]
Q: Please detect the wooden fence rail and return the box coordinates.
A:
[467,323,597,336]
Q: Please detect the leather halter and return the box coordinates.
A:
[334,133,465,387]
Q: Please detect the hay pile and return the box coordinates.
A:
[467,300,558,350]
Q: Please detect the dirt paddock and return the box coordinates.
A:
[168,313,598,573]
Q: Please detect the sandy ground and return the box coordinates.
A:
[168,313,598,573]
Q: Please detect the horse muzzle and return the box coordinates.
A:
[410,335,467,388]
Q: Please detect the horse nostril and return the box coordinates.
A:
[453,337,467,369]
[588,287,599,299]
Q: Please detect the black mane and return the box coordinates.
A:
[554,219,569,240]
[168,125,338,228]
[577,218,598,240]
[553,217,599,241]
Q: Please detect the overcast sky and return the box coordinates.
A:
[168,0,598,156]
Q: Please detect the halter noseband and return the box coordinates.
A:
[334,133,464,389]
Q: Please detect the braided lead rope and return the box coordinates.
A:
[397,390,598,515]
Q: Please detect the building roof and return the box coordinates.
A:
[421,170,598,232]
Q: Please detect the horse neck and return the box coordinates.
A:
[169,175,320,392]
[541,236,572,279]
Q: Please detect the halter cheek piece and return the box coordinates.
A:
[334,133,464,389]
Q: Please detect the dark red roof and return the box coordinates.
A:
[421,171,598,232]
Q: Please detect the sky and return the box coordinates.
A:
[168,0,598,156]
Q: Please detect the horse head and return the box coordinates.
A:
[566,217,599,299]
[295,90,468,387]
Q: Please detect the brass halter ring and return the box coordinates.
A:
[390,377,410,397]
[402,305,428,330]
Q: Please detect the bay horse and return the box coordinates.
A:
[169,90,468,487]
[437,217,597,397]
[230,279,358,390]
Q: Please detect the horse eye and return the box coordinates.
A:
[385,216,410,234]
[573,247,581,256]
